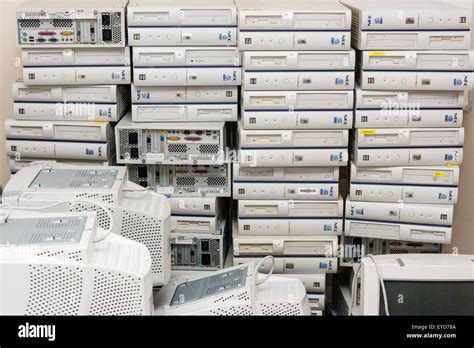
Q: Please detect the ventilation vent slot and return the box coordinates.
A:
[260,303,303,316]
[74,193,114,204]
[168,144,189,153]
[52,19,74,28]
[89,269,143,315]
[176,177,197,186]
[206,177,227,186]
[69,202,112,231]
[198,144,219,154]
[18,19,41,28]
[120,211,164,275]
[209,305,253,315]
[26,265,84,315]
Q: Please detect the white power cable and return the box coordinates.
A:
[0,200,114,243]
[349,254,390,316]
[250,256,275,314]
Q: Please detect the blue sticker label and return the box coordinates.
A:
[85,148,94,155]
[323,224,333,231]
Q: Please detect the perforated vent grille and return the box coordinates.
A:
[176,177,196,186]
[121,211,163,275]
[206,177,227,186]
[100,12,122,44]
[210,239,221,267]
[52,19,73,28]
[89,270,143,315]
[168,144,189,153]
[74,193,115,204]
[260,303,303,316]
[36,250,83,262]
[119,129,139,157]
[209,305,253,315]
[26,265,83,315]
[199,144,219,154]
[214,290,251,303]
[69,202,112,231]
[18,19,41,28]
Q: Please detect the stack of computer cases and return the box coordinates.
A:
[116,0,241,276]
[7,0,131,173]
[341,0,472,265]
[233,0,354,315]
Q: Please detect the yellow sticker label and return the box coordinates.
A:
[360,129,376,134]
[89,121,109,124]
[368,51,386,57]
[434,172,445,177]
[447,163,459,168]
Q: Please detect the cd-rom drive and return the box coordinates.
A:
[127,0,237,27]
[127,163,231,197]
[134,67,241,87]
[116,114,225,165]
[243,71,354,90]
[352,31,471,50]
[133,47,240,67]
[353,147,463,166]
[5,120,112,142]
[354,109,463,128]
[350,183,458,205]
[243,51,355,70]
[233,164,339,182]
[233,255,337,274]
[243,91,354,110]
[237,218,342,236]
[23,67,131,85]
[355,89,466,109]
[132,104,237,122]
[12,82,129,103]
[233,182,338,200]
[237,1,351,30]
[233,233,338,257]
[350,163,460,186]
[344,219,452,244]
[238,198,343,217]
[243,110,353,129]
[172,215,225,235]
[239,148,348,167]
[346,200,453,226]
[170,232,225,271]
[361,51,474,71]
[360,70,473,90]
[132,86,238,103]
[6,140,113,161]
[21,48,130,66]
[240,129,348,148]
[355,128,464,148]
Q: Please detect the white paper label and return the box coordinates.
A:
[146,153,164,162]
